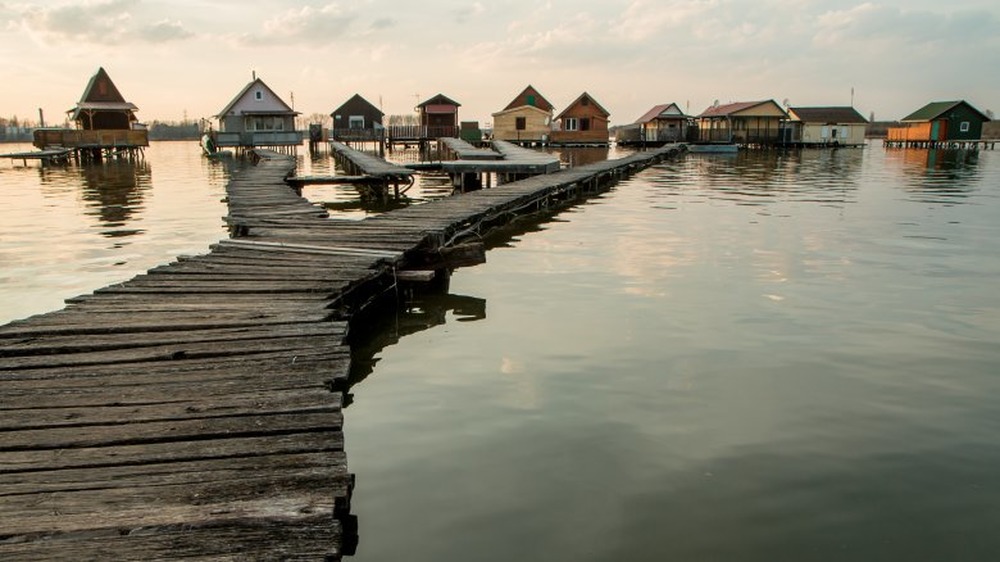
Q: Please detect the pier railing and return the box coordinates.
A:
[215,131,303,147]
[33,128,149,150]
[387,125,459,141]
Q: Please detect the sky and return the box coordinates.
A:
[2,0,999,127]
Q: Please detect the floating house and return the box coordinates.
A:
[616,103,692,145]
[33,67,148,158]
[491,85,554,145]
[549,92,611,146]
[416,93,461,139]
[785,106,868,147]
[330,93,384,142]
[696,100,788,145]
[213,75,300,151]
[886,100,991,148]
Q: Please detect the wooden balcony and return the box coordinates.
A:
[214,131,302,147]
[33,128,149,150]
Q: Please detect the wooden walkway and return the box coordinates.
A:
[0,143,685,560]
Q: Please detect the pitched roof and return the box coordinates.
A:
[503,85,554,112]
[698,100,786,118]
[79,67,126,103]
[635,103,688,124]
[331,93,383,118]
[555,92,610,120]
[901,100,990,122]
[417,93,461,109]
[788,106,868,124]
[216,77,297,118]
[69,67,138,119]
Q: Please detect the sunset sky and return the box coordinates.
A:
[3,0,998,127]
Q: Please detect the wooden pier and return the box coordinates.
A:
[0,143,686,560]
[0,148,73,165]
[436,138,561,191]
[883,138,996,150]
[328,141,415,199]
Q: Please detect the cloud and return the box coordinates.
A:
[816,4,1000,47]
[370,17,395,30]
[454,2,485,24]
[9,0,195,44]
[237,3,356,46]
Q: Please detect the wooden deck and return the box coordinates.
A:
[0,143,686,560]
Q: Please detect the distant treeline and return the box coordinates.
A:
[148,121,201,141]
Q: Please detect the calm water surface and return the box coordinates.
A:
[344,145,1000,561]
[2,142,998,560]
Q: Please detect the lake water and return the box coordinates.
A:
[2,142,999,560]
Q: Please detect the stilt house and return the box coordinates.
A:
[549,92,611,146]
[331,94,384,142]
[887,100,990,144]
[33,67,148,153]
[491,85,554,145]
[417,94,461,139]
[696,100,788,145]
[786,106,868,146]
[214,75,300,149]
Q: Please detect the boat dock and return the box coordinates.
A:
[0,148,73,165]
[436,138,561,191]
[328,141,415,199]
[0,143,686,560]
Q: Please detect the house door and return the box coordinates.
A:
[930,121,940,140]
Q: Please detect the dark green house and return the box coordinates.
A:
[893,100,990,141]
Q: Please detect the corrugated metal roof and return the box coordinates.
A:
[788,106,868,124]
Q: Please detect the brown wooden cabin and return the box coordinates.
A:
[330,94,384,142]
[549,92,610,146]
[34,67,148,151]
[696,100,788,145]
[416,93,461,139]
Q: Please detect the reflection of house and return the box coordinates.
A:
[886,100,991,148]
[330,94,384,142]
[696,100,787,145]
[549,92,610,146]
[417,94,461,139]
[617,103,691,145]
[214,75,300,150]
[491,85,554,145]
[33,67,148,156]
[786,106,868,147]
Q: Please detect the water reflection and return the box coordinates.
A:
[346,280,487,403]
[648,149,863,208]
[884,147,981,203]
[548,146,611,167]
[78,160,152,237]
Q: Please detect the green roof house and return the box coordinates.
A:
[888,100,990,143]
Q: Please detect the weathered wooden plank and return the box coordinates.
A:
[1,410,342,450]
[0,431,344,473]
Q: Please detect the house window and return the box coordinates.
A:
[960,121,970,132]
[526,95,536,107]
[580,118,591,131]
[255,90,263,101]
[349,115,365,129]
[515,116,526,130]
[581,97,589,106]
[564,117,578,131]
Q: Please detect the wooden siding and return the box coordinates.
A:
[492,106,551,142]
[887,122,939,142]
